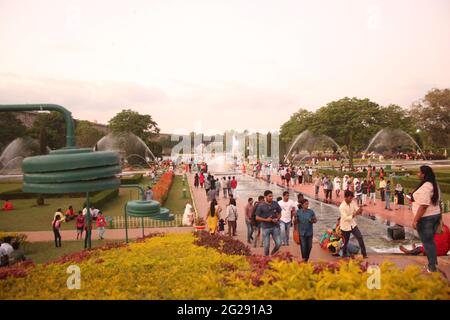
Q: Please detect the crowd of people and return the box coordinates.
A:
[195,162,447,272]
[51,205,108,248]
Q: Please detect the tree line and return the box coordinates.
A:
[279,88,450,166]
[0,109,162,156]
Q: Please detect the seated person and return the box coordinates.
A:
[9,241,26,265]
[0,237,14,266]
[400,224,450,256]
[65,205,75,221]
[2,199,14,211]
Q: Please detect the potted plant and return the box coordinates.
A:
[193,217,206,230]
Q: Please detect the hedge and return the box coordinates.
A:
[398,177,450,194]
[83,189,119,209]
[0,190,100,200]
[120,174,143,185]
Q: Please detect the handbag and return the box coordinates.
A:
[293,219,301,245]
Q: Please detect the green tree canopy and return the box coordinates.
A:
[410,88,450,148]
[0,112,26,152]
[309,97,383,166]
[28,111,66,150]
[108,109,160,141]
[279,109,314,144]
[75,120,104,148]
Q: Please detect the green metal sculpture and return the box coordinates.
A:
[0,104,173,249]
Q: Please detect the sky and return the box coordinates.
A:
[0,0,449,134]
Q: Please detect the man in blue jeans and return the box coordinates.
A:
[255,190,282,256]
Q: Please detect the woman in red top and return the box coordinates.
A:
[199,173,205,188]
[76,211,85,240]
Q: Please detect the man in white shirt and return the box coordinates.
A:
[278,191,297,246]
[339,190,368,258]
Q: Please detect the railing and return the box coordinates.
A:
[111,214,183,229]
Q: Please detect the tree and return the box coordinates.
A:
[279,109,314,144]
[381,104,416,134]
[75,120,104,148]
[309,97,384,167]
[410,88,450,149]
[108,109,160,142]
[28,112,66,150]
[0,112,26,152]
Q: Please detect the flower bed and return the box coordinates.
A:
[152,171,174,204]
[0,233,448,300]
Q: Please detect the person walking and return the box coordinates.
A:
[199,173,205,188]
[395,183,405,210]
[278,191,296,246]
[227,177,232,198]
[355,181,363,206]
[412,165,442,273]
[296,199,317,262]
[194,173,199,188]
[245,198,254,244]
[339,190,368,259]
[215,178,221,199]
[252,195,265,248]
[52,215,62,248]
[222,177,228,198]
[226,198,238,237]
[206,199,222,235]
[76,210,85,240]
[255,190,282,256]
[368,178,376,205]
[379,177,386,202]
[96,211,107,240]
[231,176,238,199]
[334,176,342,198]
[385,180,392,210]
[361,180,368,206]
[314,175,321,199]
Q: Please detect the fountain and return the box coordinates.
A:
[95,132,157,168]
[364,128,427,160]
[285,130,348,165]
[0,137,41,174]
[0,104,172,250]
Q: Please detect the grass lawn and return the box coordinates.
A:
[163,175,192,215]
[0,183,22,193]
[23,239,123,264]
[0,174,192,232]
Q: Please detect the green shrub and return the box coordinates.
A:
[0,191,100,200]
[84,189,119,209]
[120,174,143,185]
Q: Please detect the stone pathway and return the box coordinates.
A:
[187,171,450,280]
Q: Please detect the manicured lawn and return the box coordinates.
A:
[0,197,86,232]
[23,239,123,264]
[0,174,191,232]
[0,183,22,193]
[163,175,192,215]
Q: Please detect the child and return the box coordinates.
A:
[218,218,225,235]
[76,211,85,240]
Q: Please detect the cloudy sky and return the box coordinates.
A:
[0,0,449,134]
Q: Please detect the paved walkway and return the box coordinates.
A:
[187,171,450,280]
[262,174,450,228]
